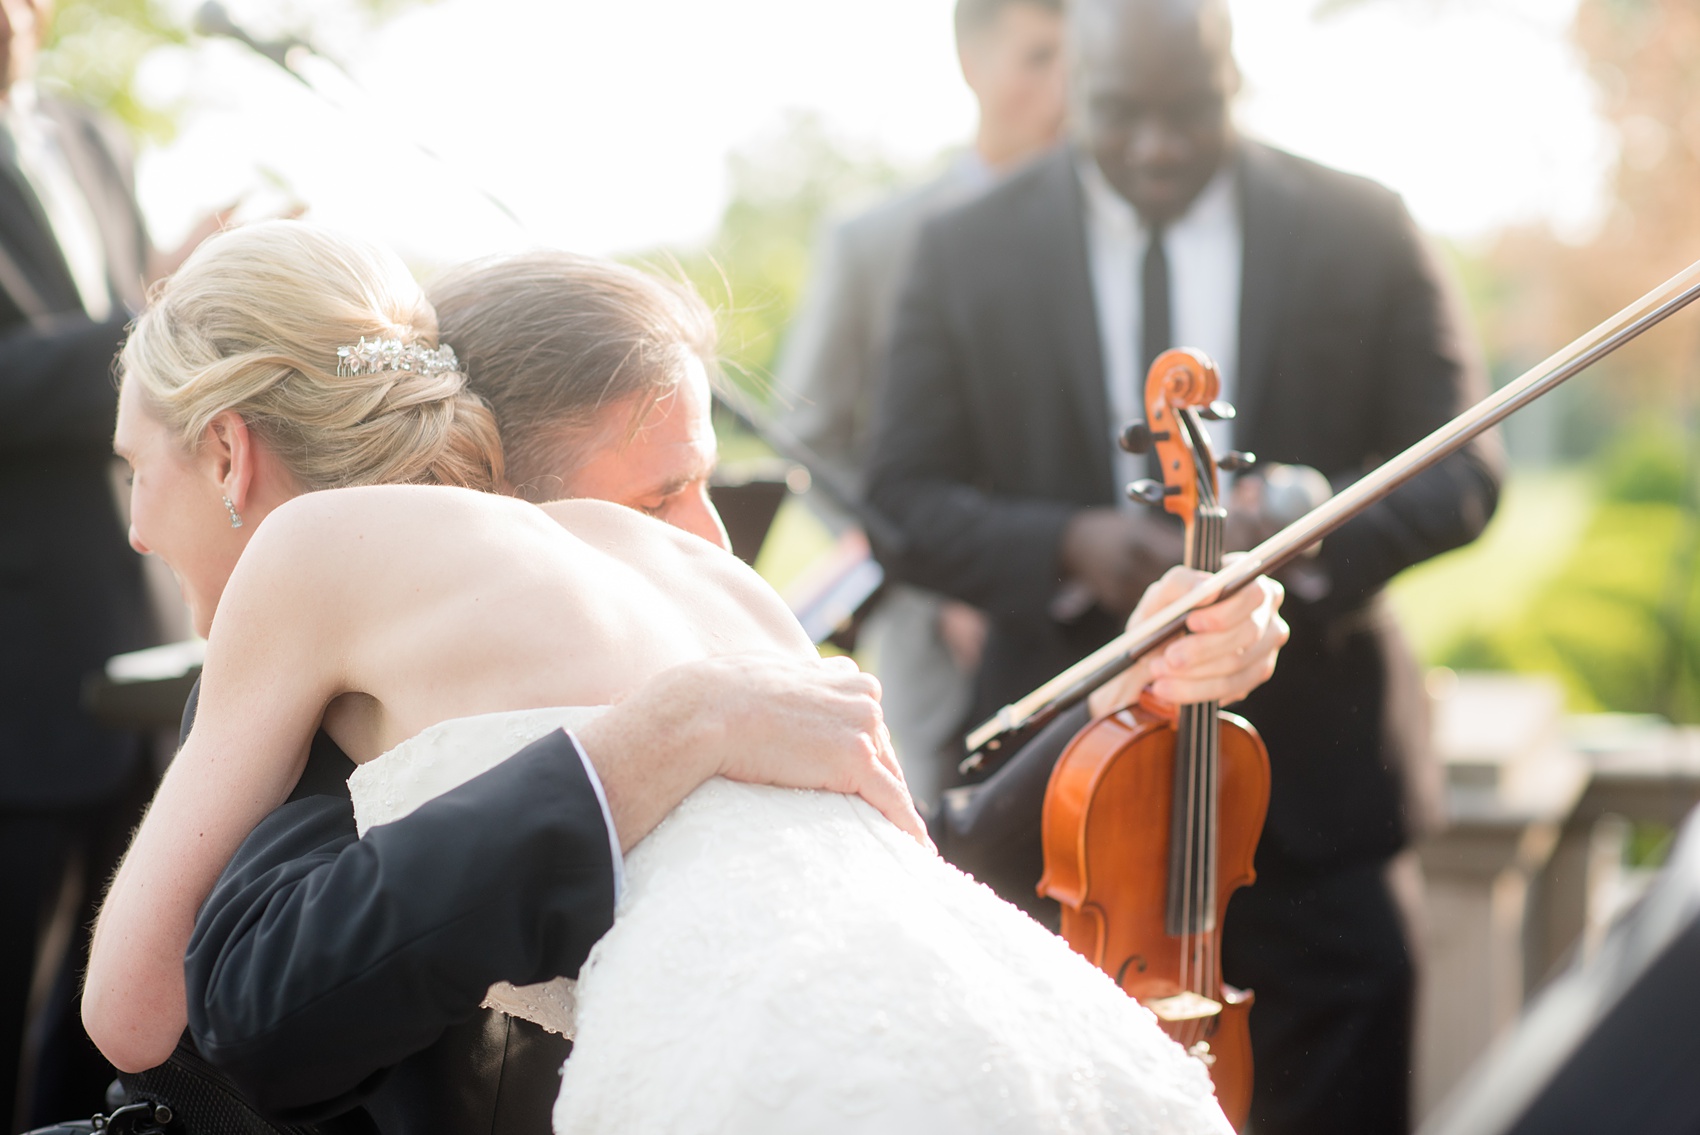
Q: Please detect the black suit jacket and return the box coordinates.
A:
[179,685,618,1132]
[0,96,154,808]
[869,142,1501,870]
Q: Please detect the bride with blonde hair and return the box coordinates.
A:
[87,220,1233,1133]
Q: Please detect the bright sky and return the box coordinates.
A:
[132,0,1613,263]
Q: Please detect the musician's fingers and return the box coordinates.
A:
[1086,653,1159,718]
[1164,609,1265,674]
[1159,611,1279,682]
[1181,573,1284,637]
[1151,606,1289,705]
[1128,565,1216,626]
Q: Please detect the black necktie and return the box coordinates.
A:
[1140,224,1172,377]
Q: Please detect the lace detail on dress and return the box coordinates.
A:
[554,777,1232,1134]
[350,708,1229,1133]
[348,706,610,1038]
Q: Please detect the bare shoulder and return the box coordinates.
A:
[217,485,542,631]
[259,483,539,551]
[538,498,723,564]
[538,498,814,653]
[538,498,762,593]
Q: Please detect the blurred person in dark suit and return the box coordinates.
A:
[779,0,1065,809]
[867,0,1502,1130]
[0,0,211,1124]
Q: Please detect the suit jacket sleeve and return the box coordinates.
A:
[1304,198,1502,620]
[184,728,618,1118]
[866,221,1077,618]
[933,702,1090,887]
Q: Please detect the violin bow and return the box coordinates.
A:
[962,257,1700,770]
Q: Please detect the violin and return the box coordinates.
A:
[964,260,1700,769]
[1037,348,1269,1130]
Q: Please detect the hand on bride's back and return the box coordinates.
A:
[576,655,932,853]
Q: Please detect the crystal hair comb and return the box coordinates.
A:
[335,336,461,379]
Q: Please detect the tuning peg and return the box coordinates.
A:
[1217,450,1257,473]
[1126,479,1180,506]
[1199,400,1237,422]
[1118,421,1170,454]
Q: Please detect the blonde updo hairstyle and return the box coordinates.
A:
[121,220,503,493]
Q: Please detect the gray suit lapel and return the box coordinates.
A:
[0,150,81,315]
[41,100,140,311]
[1235,141,1306,445]
[1027,152,1112,490]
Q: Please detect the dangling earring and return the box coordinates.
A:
[222,494,243,529]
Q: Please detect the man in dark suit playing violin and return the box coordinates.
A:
[868,0,1502,1130]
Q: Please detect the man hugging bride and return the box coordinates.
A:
[82,221,1285,1133]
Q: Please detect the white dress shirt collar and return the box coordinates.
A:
[2,82,114,322]
[1075,152,1243,498]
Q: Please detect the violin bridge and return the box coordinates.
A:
[1143,991,1222,1022]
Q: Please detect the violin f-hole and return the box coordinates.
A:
[1115,954,1149,986]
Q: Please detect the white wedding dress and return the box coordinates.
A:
[350,707,1232,1135]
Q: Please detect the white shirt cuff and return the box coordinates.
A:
[563,729,625,904]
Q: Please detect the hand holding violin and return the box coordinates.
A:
[1087,565,1288,718]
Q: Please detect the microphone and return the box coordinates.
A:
[194,2,310,70]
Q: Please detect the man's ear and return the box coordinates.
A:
[203,410,258,511]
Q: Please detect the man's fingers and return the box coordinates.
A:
[1162,612,1264,673]
[873,719,906,785]
[1130,565,1214,624]
[721,651,931,850]
[1167,607,1283,678]
[856,761,933,851]
[1152,613,1287,705]
[1183,575,1281,635]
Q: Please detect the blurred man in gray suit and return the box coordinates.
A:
[778,0,1066,807]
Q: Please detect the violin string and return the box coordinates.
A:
[1210,505,1224,1012]
[1206,510,1221,1007]
[1180,408,1215,1007]
[1173,405,1231,1035]
[1179,632,1198,995]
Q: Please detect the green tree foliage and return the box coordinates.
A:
[37,0,186,140]
[646,112,923,406]
[1435,423,1700,722]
